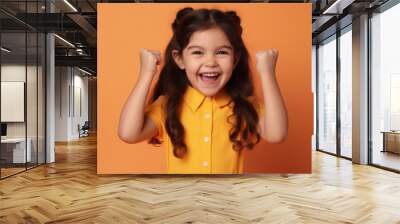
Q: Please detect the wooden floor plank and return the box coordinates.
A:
[0,134,400,223]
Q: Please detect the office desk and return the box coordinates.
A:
[1,138,32,163]
[381,131,400,154]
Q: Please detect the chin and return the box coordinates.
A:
[197,86,221,97]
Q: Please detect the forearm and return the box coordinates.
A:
[260,73,288,142]
[118,72,153,142]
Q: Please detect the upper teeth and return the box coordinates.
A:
[202,72,219,77]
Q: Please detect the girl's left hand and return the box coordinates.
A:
[255,49,279,76]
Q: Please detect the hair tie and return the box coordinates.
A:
[225,10,242,35]
[172,7,194,32]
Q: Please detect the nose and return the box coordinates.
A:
[205,54,218,67]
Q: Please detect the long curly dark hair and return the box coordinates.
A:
[149,7,260,158]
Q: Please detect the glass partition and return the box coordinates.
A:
[0,1,46,179]
[317,35,337,154]
[371,3,400,171]
[339,27,352,158]
[1,30,28,177]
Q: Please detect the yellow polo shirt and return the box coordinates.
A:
[145,86,264,174]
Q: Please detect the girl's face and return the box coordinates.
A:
[173,27,237,97]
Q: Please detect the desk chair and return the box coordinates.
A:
[79,121,90,138]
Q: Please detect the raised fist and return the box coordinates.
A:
[255,49,278,76]
[139,49,161,77]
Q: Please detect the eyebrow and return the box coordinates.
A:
[186,45,233,50]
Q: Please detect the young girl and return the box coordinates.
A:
[118,7,288,174]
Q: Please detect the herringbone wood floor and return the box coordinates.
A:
[1,135,400,224]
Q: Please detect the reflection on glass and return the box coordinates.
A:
[318,36,337,154]
[1,31,27,177]
[0,1,47,179]
[390,75,400,130]
[371,3,400,171]
[340,28,352,158]
[312,46,317,151]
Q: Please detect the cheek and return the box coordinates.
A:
[183,64,199,81]
[219,58,235,72]
[185,61,201,74]
[186,67,198,77]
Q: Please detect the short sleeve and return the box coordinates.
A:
[145,96,166,141]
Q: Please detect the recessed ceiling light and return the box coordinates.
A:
[323,0,354,15]
[54,34,75,48]
[1,47,11,53]
[63,0,78,12]
[77,67,93,76]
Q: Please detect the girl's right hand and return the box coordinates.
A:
[139,49,161,78]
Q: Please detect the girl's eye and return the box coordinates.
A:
[192,51,203,55]
[217,50,229,55]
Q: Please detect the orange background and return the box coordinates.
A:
[97,3,312,174]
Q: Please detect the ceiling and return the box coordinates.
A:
[0,0,391,76]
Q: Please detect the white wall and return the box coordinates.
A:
[73,72,89,137]
[55,67,89,141]
[1,65,40,137]
[55,66,70,141]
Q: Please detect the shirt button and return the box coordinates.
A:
[204,113,211,119]
[203,136,209,142]
[202,161,208,167]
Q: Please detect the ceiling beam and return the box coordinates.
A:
[67,13,97,39]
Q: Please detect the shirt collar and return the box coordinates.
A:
[183,85,232,112]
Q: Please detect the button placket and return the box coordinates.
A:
[202,97,213,173]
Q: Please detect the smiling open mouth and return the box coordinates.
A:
[199,72,221,81]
